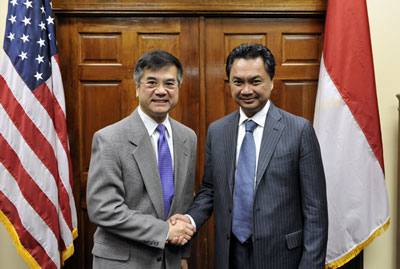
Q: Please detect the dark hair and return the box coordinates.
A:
[226,43,275,80]
[134,50,183,87]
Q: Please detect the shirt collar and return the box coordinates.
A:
[238,100,270,127]
[138,106,172,137]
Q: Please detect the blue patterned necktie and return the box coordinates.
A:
[157,124,174,220]
[232,120,258,243]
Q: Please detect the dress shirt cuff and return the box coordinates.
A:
[185,214,196,229]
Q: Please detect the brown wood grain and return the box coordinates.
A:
[53,0,326,13]
[58,15,201,269]
[55,1,363,268]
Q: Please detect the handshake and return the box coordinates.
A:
[167,214,195,246]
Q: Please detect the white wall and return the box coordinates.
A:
[364,0,400,268]
[0,0,399,268]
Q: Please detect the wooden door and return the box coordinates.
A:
[57,13,362,269]
[201,17,362,269]
[201,17,324,267]
[204,17,324,124]
[57,16,201,269]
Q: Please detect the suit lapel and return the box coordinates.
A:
[256,103,285,190]
[168,119,190,218]
[223,111,240,196]
[129,110,165,220]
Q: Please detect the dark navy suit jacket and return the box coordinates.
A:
[188,103,328,269]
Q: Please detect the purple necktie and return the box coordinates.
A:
[157,124,174,220]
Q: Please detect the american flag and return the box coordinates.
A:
[0,0,78,268]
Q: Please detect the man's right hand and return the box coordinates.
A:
[167,217,195,246]
[169,214,191,225]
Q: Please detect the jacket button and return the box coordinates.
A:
[157,257,162,262]
[226,234,230,240]
[229,208,232,213]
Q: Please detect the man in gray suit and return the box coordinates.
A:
[172,43,328,268]
[87,50,197,269]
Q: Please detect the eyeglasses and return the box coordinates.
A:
[140,80,179,90]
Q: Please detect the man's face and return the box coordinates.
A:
[136,65,179,123]
[229,57,274,118]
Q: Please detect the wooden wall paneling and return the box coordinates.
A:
[55,5,362,269]
[53,0,327,13]
[57,15,201,268]
[80,33,122,64]
[56,15,82,269]
[81,82,123,171]
[281,80,318,122]
[177,17,201,131]
[202,17,324,269]
[189,15,211,269]
[205,18,324,124]
[204,18,227,125]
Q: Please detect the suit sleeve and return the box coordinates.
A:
[86,131,169,250]
[187,126,215,230]
[298,121,329,268]
[181,130,198,259]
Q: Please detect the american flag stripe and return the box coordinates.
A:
[45,62,77,234]
[0,192,51,268]
[0,165,60,268]
[0,0,77,267]
[49,56,75,185]
[0,100,72,252]
[0,56,75,255]
[0,102,58,206]
[33,76,75,231]
[45,58,77,230]
[0,54,74,231]
[50,55,67,114]
[0,130,61,239]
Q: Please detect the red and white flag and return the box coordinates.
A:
[0,0,77,268]
[313,0,390,268]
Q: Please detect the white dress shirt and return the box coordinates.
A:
[138,106,174,168]
[236,100,270,187]
[187,101,271,229]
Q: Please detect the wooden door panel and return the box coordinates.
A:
[81,82,123,171]
[58,16,200,269]
[79,33,122,64]
[280,80,318,122]
[205,17,324,126]
[282,33,322,64]
[224,34,267,81]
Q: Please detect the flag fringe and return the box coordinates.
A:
[61,227,78,266]
[325,217,390,268]
[0,209,41,268]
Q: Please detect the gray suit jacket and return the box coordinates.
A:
[87,108,197,269]
[188,103,328,269]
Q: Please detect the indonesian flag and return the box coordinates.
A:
[313,0,390,268]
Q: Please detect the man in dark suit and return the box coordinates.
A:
[172,43,328,268]
[87,50,197,269]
